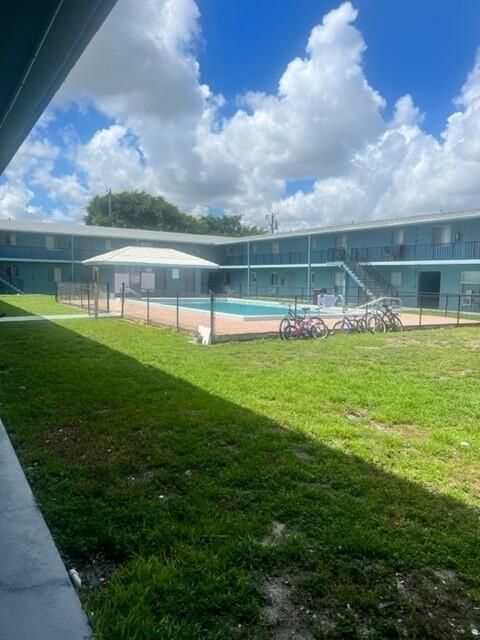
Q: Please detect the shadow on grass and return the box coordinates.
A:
[0,314,478,640]
[0,294,75,318]
[0,296,35,317]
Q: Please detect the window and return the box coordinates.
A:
[336,234,347,249]
[270,272,278,286]
[139,241,153,247]
[251,271,257,283]
[272,241,280,255]
[6,265,19,279]
[171,268,180,280]
[48,267,62,283]
[461,271,480,285]
[105,238,112,250]
[6,233,16,246]
[461,271,480,306]
[252,243,259,254]
[334,271,345,288]
[390,271,402,287]
[433,225,451,245]
[392,228,404,245]
[46,235,55,250]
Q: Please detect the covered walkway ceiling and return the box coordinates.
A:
[0,0,117,174]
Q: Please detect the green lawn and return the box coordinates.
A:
[0,293,76,316]
[0,313,479,639]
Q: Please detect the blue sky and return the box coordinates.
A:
[3,0,480,229]
[197,0,480,135]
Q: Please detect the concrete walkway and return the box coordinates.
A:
[0,420,92,640]
[0,312,117,323]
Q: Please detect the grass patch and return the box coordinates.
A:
[0,314,479,639]
[0,294,76,316]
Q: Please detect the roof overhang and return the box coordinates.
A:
[83,246,219,269]
[0,0,117,174]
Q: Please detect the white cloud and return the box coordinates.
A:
[3,0,480,230]
[0,138,59,220]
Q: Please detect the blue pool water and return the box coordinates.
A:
[151,298,290,317]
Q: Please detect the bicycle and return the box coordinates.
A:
[331,313,366,334]
[279,306,328,340]
[374,304,404,331]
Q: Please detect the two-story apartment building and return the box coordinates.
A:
[1,209,480,309]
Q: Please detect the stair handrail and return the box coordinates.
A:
[353,296,403,312]
[343,257,398,298]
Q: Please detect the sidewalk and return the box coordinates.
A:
[0,312,118,323]
[0,420,92,640]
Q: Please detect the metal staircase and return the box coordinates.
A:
[0,268,24,294]
[342,259,397,301]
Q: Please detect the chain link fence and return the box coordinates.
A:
[57,281,480,343]
[56,282,110,316]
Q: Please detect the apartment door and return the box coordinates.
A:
[418,271,441,308]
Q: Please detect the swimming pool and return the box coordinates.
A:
[149,297,292,319]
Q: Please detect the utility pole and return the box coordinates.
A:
[265,211,279,234]
[107,188,112,224]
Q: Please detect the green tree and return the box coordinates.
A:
[84,191,264,237]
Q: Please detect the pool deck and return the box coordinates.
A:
[112,298,479,340]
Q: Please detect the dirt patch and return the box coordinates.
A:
[369,421,428,440]
[345,408,368,422]
[73,553,116,590]
[258,567,479,639]
[294,450,315,462]
[261,573,315,640]
[127,469,154,484]
[393,569,480,638]
[262,521,287,548]
[345,410,428,441]
[437,368,476,380]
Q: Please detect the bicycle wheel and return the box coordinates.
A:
[332,318,352,334]
[391,314,404,332]
[279,317,291,340]
[310,318,329,339]
[366,314,387,334]
[355,316,367,332]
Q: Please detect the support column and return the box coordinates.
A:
[71,234,74,283]
[247,241,251,297]
[307,235,311,298]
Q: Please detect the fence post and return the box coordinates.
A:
[419,302,423,327]
[176,293,179,332]
[239,283,242,298]
[80,285,83,308]
[146,290,150,324]
[87,284,91,315]
[294,295,298,317]
[256,285,258,298]
[457,294,461,326]
[106,282,110,313]
[55,283,58,303]
[121,282,125,319]
[210,293,215,345]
